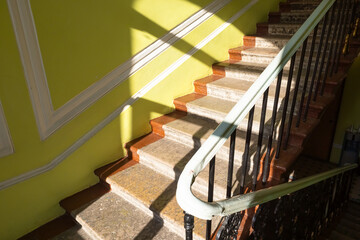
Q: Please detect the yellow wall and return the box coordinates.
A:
[0,0,282,238]
[330,55,360,163]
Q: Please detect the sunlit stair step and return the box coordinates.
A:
[52,225,97,240]
[68,191,182,240]
[106,163,221,240]
[134,136,245,200]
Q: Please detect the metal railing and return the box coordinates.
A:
[176,0,359,239]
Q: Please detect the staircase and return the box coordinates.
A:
[324,201,360,240]
[21,0,360,239]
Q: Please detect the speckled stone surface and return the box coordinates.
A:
[72,192,182,240]
[135,136,250,199]
[52,226,93,240]
[106,164,220,239]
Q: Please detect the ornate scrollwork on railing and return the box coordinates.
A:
[249,173,353,240]
[216,212,244,240]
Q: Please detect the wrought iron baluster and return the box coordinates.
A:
[262,70,283,184]
[320,0,342,95]
[296,25,318,127]
[276,54,296,159]
[334,0,352,73]
[252,89,269,191]
[314,6,335,101]
[283,37,308,149]
[206,156,216,240]
[240,106,254,194]
[227,130,236,198]
[184,212,194,240]
[304,14,329,120]
[329,0,347,77]
[341,0,357,55]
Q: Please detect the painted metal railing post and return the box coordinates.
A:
[334,0,352,73]
[240,107,255,194]
[316,3,337,99]
[276,54,296,159]
[283,37,308,149]
[262,70,283,184]
[304,12,329,120]
[206,156,216,240]
[226,130,236,198]
[184,212,194,240]
[297,25,318,127]
[320,0,341,95]
[329,0,346,77]
[252,89,269,191]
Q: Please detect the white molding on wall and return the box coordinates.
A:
[0,0,259,191]
[7,0,231,140]
[0,102,14,158]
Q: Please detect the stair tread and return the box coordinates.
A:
[71,191,182,240]
[204,76,287,102]
[335,223,360,239]
[106,163,213,238]
[136,136,248,199]
[185,95,274,126]
[52,226,93,240]
[329,230,357,240]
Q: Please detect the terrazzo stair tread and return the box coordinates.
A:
[52,226,93,240]
[202,76,288,103]
[335,224,360,239]
[268,11,313,23]
[106,163,220,239]
[347,201,360,212]
[346,203,360,216]
[229,46,331,66]
[279,1,323,12]
[213,59,332,84]
[183,95,277,133]
[162,112,263,151]
[338,218,360,231]
[71,192,183,240]
[257,22,344,36]
[135,136,250,200]
[243,35,291,49]
[242,34,358,50]
[342,212,360,224]
[328,230,356,240]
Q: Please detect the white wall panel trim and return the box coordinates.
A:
[7,0,231,140]
[0,102,14,158]
[0,0,258,191]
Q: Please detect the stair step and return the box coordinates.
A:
[198,76,287,103]
[134,136,246,200]
[338,218,360,232]
[52,225,93,240]
[70,191,182,240]
[342,212,360,224]
[329,230,357,240]
[213,60,327,83]
[258,22,345,37]
[243,35,291,49]
[176,94,276,132]
[335,223,360,239]
[279,1,321,12]
[228,46,329,66]
[106,163,220,239]
[268,11,313,24]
